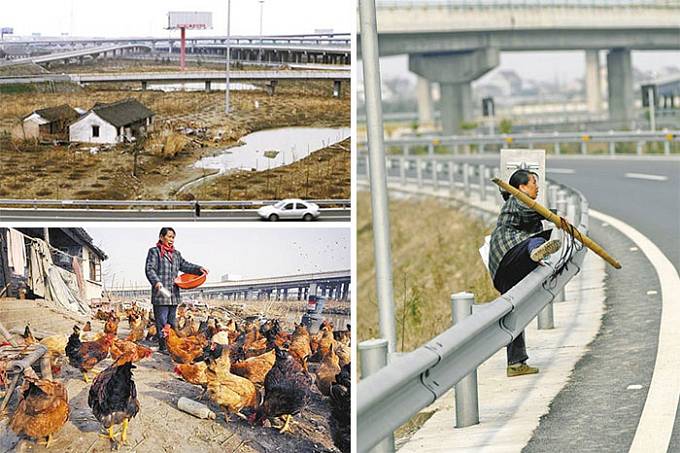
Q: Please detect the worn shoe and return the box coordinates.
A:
[507,362,540,377]
[530,239,561,262]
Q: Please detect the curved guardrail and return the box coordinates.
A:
[357,156,590,452]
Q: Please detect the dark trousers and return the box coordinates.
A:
[493,236,547,365]
[153,304,177,341]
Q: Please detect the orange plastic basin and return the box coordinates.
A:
[174,272,206,289]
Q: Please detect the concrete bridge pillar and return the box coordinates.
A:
[409,48,499,135]
[333,80,342,97]
[585,50,602,114]
[283,288,288,301]
[607,48,634,127]
[141,81,147,90]
[205,80,211,92]
[416,76,434,128]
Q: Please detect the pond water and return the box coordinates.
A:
[194,126,350,173]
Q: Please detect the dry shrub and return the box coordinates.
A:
[147,129,189,159]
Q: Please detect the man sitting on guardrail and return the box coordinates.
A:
[489,169,561,377]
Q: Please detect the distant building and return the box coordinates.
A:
[69,98,154,144]
[19,104,80,140]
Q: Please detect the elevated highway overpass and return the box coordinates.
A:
[112,270,351,301]
[358,1,680,133]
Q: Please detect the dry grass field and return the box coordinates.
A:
[357,192,499,354]
[0,77,350,200]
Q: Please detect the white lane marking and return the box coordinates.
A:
[624,173,668,181]
[590,210,680,453]
[647,290,658,296]
[628,385,644,390]
[547,168,575,174]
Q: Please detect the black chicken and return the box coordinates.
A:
[88,352,140,446]
[330,364,350,453]
[65,325,82,364]
[250,346,313,433]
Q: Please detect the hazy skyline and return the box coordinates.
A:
[1,0,352,38]
[87,226,350,289]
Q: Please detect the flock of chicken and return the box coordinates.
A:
[6,306,351,452]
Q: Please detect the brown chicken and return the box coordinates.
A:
[146,321,158,341]
[335,342,351,368]
[65,325,114,382]
[104,317,119,336]
[230,349,276,385]
[333,324,351,346]
[10,377,69,448]
[175,361,208,386]
[162,324,206,364]
[316,344,341,396]
[125,315,145,343]
[83,321,92,332]
[206,343,259,419]
[314,329,337,361]
[288,324,312,370]
[111,339,152,362]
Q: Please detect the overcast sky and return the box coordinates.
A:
[87,226,350,289]
[1,0,352,37]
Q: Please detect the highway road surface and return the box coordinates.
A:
[0,208,349,222]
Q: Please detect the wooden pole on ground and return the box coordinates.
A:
[492,177,621,269]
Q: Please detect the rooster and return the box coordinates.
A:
[104,317,119,336]
[88,352,140,447]
[9,377,69,448]
[316,344,341,396]
[125,315,145,343]
[21,323,36,345]
[288,324,311,370]
[66,325,114,382]
[251,347,313,433]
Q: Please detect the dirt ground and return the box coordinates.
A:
[0,63,350,201]
[0,305,348,453]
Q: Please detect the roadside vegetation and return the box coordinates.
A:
[357,192,498,354]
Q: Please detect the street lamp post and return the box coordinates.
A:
[259,0,264,62]
[225,0,231,114]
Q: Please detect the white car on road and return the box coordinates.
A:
[257,199,321,221]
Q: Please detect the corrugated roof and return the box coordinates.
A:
[92,98,154,128]
[62,228,108,260]
[26,104,79,122]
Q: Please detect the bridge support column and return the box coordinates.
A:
[416,76,434,129]
[283,288,288,301]
[341,282,349,301]
[585,50,602,114]
[333,80,342,98]
[141,81,147,91]
[205,80,211,92]
[266,80,278,96]
[607,48,634,128]
[409,48,499,135]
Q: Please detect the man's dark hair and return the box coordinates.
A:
[159,227,176,238]
[501,169,538,201]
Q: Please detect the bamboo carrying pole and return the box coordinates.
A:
[492,178,622,269]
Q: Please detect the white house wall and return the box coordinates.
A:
[20,114,49,139]
[69,112,118,144]
[85,280,103,301]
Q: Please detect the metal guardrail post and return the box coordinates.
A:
[609,140,616,155]
[448,161,455,195]
[404,144,409,156]
[416,157,423,188]
[359,339,395,453]
[451,292,480,428]
[400,156,406,185]
[432,159,439,190]
[664,139,671,156]
[454,144,459,155]
[428,143,434,156]
[479,164,486,202]
[636,141,643,155]
[463,163,470,198]
[555,142,561,155]
[580,140,587,154]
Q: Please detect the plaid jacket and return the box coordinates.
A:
[488,196,546,280]
[145,246,202,306]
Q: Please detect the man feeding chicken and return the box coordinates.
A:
[145,227,208,354]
